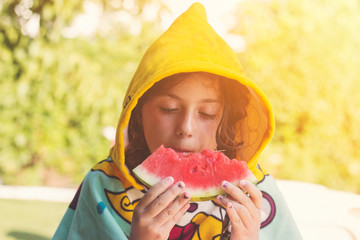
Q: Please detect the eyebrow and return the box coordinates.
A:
[163,93,223,104]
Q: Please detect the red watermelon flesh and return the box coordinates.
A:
[132,145,258,200]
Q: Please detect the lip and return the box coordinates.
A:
[169,147,194,156]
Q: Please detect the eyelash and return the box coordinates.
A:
[200,112,217,120]
[160,107,216,120]
[160,107,178,113]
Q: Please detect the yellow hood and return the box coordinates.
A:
[110,2,275,189]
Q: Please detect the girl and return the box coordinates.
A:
[53,3,302,240]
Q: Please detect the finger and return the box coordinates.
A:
[137,177,174,209]
[225,202,246,231]
[172,200,191,222]
[161,195,191,230]
[239,180,263,209]
[157,192,191,225]
[217,195,253,228]
[144,181,186,218]
[221,181,254,209]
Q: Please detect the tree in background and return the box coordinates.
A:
[0,0,167,186]
[231,0,360,192]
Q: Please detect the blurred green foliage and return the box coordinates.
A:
[0,0,166,186]
[1,0,359,193]
[233,0,360,193]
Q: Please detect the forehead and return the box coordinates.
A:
[159,72,222,93]
[165,72,222,98]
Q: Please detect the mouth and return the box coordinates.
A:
[169,147,194,156]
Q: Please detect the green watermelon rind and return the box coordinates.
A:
[133,164,258,201]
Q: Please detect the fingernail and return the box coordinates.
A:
[240,180,247,188]
[165,176,174,183]
[222,180,229,188]
[217,195,223,201]
[177,181,184,189]
[184,192,190,199]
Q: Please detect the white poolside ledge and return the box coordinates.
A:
[1,180,360,240]
[0,185,77,203]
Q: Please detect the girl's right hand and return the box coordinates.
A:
[129,177,191,240]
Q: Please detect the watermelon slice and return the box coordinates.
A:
[132,145,258,200]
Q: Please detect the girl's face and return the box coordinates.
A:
[141,72,224,154]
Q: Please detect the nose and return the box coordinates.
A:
[176,111,194,138]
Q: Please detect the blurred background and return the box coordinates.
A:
[1,0,360,239]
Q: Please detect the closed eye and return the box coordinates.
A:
[200,112,217,120]
[160,107,178,113]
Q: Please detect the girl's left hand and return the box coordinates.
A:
[216,180,262,240]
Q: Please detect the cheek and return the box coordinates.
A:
[149,114,174,130]
[142,111,174,150]
[198,121,219,145]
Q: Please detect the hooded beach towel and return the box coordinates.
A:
[53,3,302,239]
